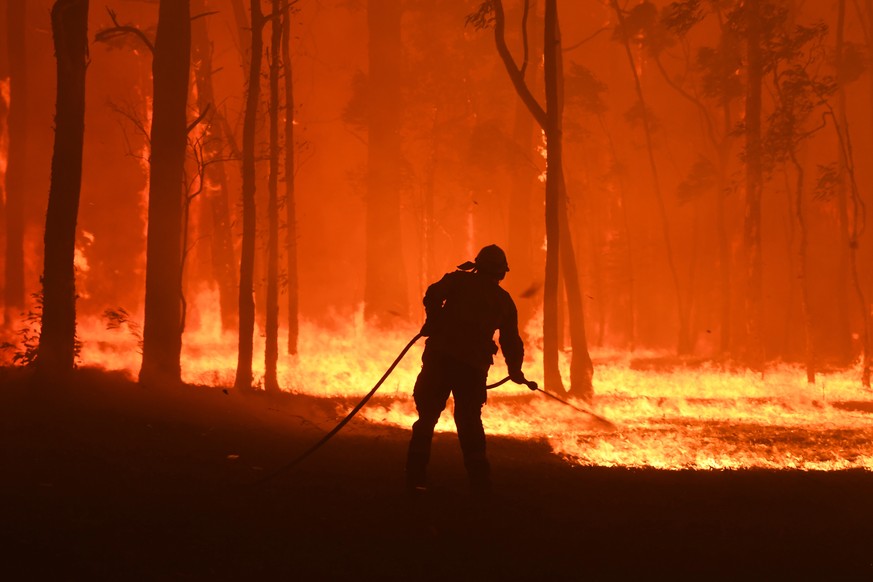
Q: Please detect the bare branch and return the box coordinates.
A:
[520,0,530,77]
[492,0,547,127]
[187,103,212,134]
[95,7,155,54]
[191,11,220,23]
[564,26,609,52]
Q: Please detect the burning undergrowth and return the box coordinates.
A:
[20,290,873,472]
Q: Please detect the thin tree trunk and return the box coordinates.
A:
[4,0,26,329]
[264,0,281,392]
[549,6,592,398]
[283,0,299,356]
[139,0,191,386]
[743,0,765,371]
[192,1,238,332]
[234,0,262,390]
[365,0,407,325]
[611,0,690,355]
[789,152,815,383]
[36,0,89,377]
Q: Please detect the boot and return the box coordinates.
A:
[405,452,428,494]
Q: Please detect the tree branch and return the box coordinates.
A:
[187,103,212,134]
[493,0,547,128]
[95,8,155,54]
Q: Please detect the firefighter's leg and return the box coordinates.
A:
[453,365,490,496]
[406,354,451,491]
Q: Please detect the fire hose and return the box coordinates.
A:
[257,333,613,484]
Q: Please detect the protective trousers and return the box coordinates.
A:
[406,350,491,494]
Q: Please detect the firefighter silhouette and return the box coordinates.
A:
[406,244,529,496]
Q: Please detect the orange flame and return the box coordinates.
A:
[69,290,873,472]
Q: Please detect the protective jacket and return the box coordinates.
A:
[421,270,524,375]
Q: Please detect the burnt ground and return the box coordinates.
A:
[2,367,872,580]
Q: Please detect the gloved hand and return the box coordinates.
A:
[509,369,527,385]
[419,320,434,337]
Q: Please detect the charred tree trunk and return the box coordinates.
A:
[139,0,191,387]
[743,0,765,371]
[192,1,238,332]
[612,0,690,356]
[234,0,262,390]
[264,0,281,392]
[36,0,89,376]
[365,0,408,325]
[283,0,299,356]
[4,0,26,329]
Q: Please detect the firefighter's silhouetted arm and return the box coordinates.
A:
[499,298,528,386]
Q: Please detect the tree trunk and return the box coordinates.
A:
[541,0,563,394]
[234,0,262,390]
[36,0,89,377]
[139,0,191,387]
[743,0,764,370]
[283,0,299,356]
[611,0,689,355]
[4,0,26,329]
[548,5,592,399]
[192,0,238,332]
[264,0,281,392]
[789,153,815,383]
[364,0,408,325]
[558,175,594,400]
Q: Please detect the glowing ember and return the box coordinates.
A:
[71,290,873,472]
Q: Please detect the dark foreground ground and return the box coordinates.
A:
[2,367,872,580]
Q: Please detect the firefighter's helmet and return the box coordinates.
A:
[475,244,510,274]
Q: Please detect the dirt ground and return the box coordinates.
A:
[2,367,872,580]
